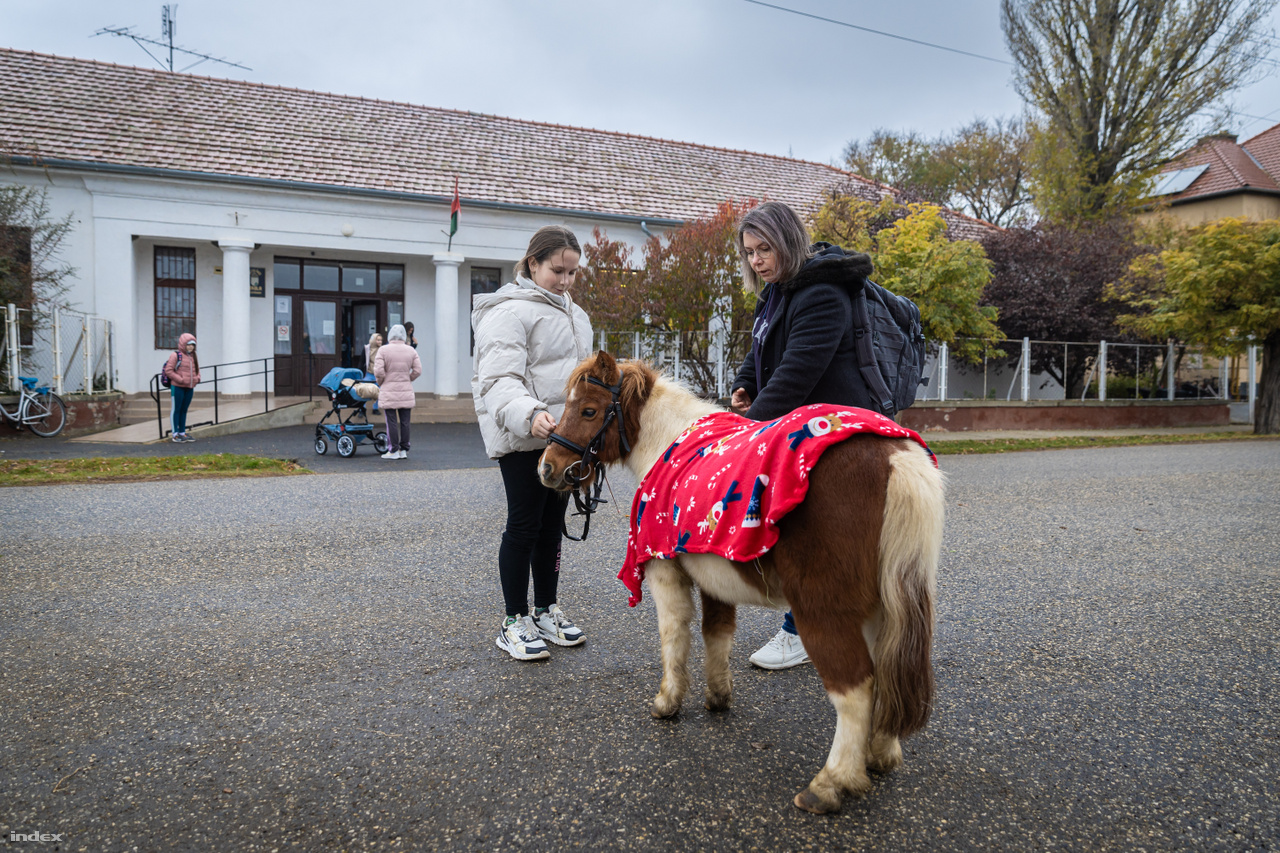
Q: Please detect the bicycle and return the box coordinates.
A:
[0,377,68,437]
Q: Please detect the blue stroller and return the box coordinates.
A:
[314,367,388,458]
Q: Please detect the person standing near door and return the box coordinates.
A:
[472,225,593,661]
[403,322,418,350]
[364,331,383,414]
[373,324,421,460]
[163,333,201,443]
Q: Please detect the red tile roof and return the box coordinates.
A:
[1243,123,1280,182]
[0,48,994,240]
[1154,130,1280,203]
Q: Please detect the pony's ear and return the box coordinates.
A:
[594,350,619,383]
[619,360,656,412]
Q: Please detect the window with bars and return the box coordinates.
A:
[155,247,197,349]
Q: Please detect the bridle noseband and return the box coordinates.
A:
[546,375,631,542]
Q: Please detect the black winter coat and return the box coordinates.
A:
[730,243,876,421]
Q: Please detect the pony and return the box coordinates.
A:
[538,351,945,814]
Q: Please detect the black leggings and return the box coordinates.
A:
[497,449,567,617]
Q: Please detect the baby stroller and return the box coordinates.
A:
[314,367,388,457]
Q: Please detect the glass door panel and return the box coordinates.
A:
[303,301,336,354]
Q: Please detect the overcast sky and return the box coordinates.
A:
[5,0,1280,167]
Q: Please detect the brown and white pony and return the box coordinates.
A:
[539,352,945,814]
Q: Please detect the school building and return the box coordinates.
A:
[0,48,990,397]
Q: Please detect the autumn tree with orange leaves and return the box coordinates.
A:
[575,201,759,396]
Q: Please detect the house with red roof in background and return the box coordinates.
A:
[0,48,992,397]
[1140,125,1280,226]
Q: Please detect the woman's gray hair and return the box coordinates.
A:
[387,324,407,342]
[736,201,814,295]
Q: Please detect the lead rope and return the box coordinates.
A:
[755,556,781,609]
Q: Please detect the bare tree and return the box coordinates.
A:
[945,117,1035,227]
[1002,0,1277,220]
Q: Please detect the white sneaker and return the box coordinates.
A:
[749,628,810,670]
[397,450,407,459]
[496,615,550,660]
[533,603,585,646]
[381,451,398,459]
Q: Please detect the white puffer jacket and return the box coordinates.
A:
[471,276,594,459]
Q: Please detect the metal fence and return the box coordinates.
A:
[3,303,114,395]
[597,329,751,399]
[597,328,1264,421]
[925,338,1263,419]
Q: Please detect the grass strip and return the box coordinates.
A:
[0,453,311,487]
[930,432,1276,455]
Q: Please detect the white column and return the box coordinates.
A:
[432,252,464,398]
[219,240,255,396]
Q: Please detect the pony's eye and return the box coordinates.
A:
[582,408,597,418]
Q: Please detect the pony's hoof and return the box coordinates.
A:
[649,697,681,719]
[704,691,732,713]
[794,787,840,814]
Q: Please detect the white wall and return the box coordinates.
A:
[3,165,660,393]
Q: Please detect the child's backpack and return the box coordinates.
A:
[851,280,927,417]
[160,351,182,388]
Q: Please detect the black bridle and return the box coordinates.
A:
[545,376,631,542]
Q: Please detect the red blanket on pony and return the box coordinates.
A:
[618,404,934,606]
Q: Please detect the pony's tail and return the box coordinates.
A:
[873,443,945,738]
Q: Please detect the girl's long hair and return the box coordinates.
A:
[517,225,582,278]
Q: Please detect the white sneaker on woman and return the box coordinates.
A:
[396,450,407,459]
[496,615,550,660]
[533,604,585,646]
[748,628,810,670]
[381,451,398,459]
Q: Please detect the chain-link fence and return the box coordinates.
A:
[925,338,1260,408]
[3,303,114,394]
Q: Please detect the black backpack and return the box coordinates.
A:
[851,280,927,417]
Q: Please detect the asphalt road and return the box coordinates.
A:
[1,442,1276,852]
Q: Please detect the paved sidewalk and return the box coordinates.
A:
[918,423,1254,442]
[0,423,496,472]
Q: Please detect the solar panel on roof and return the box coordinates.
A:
[1151,164,1209,196]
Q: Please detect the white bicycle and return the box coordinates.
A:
[0,376,67,437]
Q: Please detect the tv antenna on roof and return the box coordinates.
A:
[93,5,251,73]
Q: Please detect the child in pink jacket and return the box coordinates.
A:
[163,333,201,442]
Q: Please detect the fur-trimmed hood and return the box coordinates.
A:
[780,242,873,294]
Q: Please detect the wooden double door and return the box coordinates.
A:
[274,295,391,396]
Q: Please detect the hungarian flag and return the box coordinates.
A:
[448,177,460,237]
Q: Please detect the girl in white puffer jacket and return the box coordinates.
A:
[472,226,594,661]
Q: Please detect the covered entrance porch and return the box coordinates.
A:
[271,257,405,396]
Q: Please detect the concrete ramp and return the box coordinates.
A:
[71,400,323,444]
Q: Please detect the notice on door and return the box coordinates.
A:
[323,320,335,335]
[278,325,290,341]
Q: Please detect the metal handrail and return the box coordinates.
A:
[150,356,278,441]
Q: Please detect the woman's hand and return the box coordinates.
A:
[532,411,558,440]
[730,388,752,415]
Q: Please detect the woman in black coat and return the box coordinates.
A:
[729,201,877,669]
